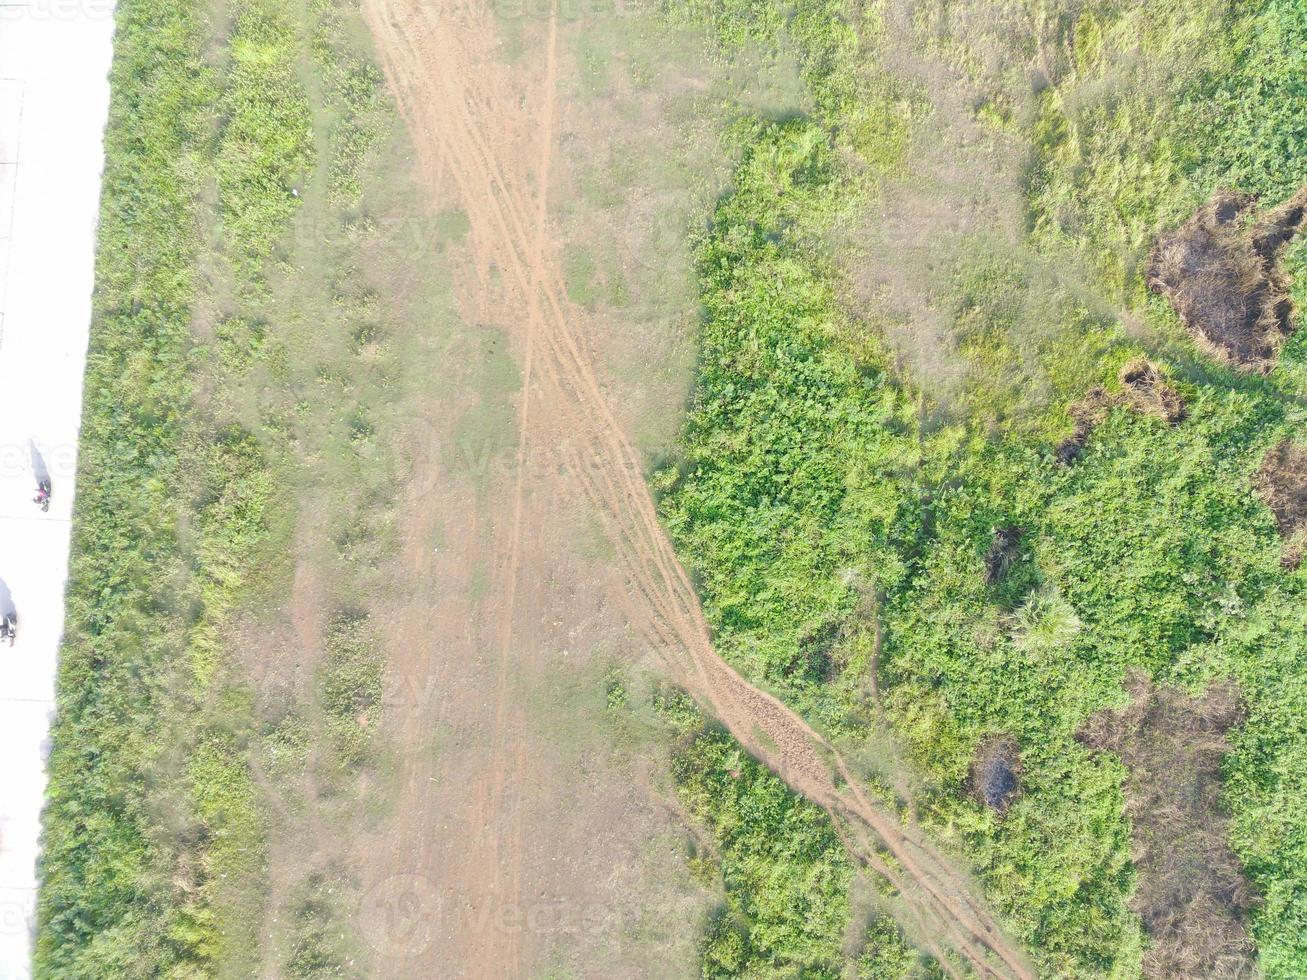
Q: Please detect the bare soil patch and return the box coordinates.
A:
[1148,187,1307,371]
[1255,439,1307,568]
[968,736,1020,814]
[1078,672,1256,980]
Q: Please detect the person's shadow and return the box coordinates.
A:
[0,576,16,621]
[29,439,49,489]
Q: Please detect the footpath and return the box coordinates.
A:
[0,1,117,974]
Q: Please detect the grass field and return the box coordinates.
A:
[36,0,415,972]
[656,0,1307,975]
[36,0,1307,975]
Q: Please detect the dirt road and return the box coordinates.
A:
[362,0,1034,975]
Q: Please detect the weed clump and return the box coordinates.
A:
[1148,187,1307,372]
[1254,440,1307,569]
[1078,673,1255,980]
[319,614,384,770]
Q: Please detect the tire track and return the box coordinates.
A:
[476,2,558,972]
[363,1,1034,976]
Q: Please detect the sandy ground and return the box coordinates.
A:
[359,0,1034,976]
[0,2,117,976]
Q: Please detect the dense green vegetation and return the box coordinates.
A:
[660,118,919,727]
[36,0,242,972]
[678,724,852,977]
[660,0,1307,976]
[656,692,937,978]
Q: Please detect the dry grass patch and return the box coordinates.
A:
[968,735,1020,815]
[1254,439,1307,569]
[1148,187,1307,372]
[982,526,1024,586]
[1117,358,1187,425]
[1055,359,1185,465]
[1078,673,1256,980]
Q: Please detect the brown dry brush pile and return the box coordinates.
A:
[1055,358,1186,465]
[1148,186,1307,372]
[1255,439,1307,568]
[1078,672,1257,980]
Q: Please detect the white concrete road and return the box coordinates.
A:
[0,1,117,976]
